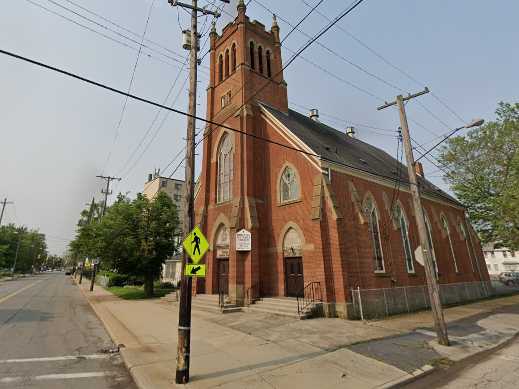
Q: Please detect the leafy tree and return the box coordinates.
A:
[70,192,179,297]
[438,102,519,249]
[0,224,48,272]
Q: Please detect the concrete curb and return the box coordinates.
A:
[380,330,519,388]
[71,276,148,389]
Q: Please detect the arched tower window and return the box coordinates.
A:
[258,46,263,74]
[441,215,459,273]
[365,196,385,272]
[218,54,223,82]
[217,133,233,203]
[266,50,272,77]
[224,49,230,78]
[249,41,255,69]
[395,205,414,273]
[280,166,299,203]
[424,212,439,276]
[231,43,237,72]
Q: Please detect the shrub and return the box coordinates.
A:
[108,274,129,287]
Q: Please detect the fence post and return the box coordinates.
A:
[403,286,410,313]
[357,286,364,321]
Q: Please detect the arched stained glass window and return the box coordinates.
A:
[424,213,439,276]
[365,196,385,272]
[217,134,233,203]
[441,215,459,273]
[396,205,414,273]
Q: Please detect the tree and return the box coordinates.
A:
[71,192,179,297]
[0,224,48,272]
[438,102,519,249]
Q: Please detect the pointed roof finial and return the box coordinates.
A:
[272,14,278,28]
[238,0,246,10]
[210,20,217,34]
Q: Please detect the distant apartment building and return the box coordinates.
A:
[143,171,185,285]
[483,243,519,276]
[143,171,185,229]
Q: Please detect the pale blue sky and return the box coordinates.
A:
[0,0,517,254]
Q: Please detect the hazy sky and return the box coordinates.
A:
[1,0,517,255]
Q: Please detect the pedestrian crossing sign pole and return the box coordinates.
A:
[182,226,209,277]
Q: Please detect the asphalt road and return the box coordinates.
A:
[0,273,136,388]
[402,334,519,389]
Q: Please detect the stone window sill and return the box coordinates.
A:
[278,199,302,207]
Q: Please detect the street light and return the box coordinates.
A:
[415,118,485,162]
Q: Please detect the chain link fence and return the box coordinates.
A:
[350,280,494,320]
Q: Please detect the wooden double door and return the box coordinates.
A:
[217,259,229,295]
[285,257,304,297]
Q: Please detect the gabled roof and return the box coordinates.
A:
[260,103,462,207]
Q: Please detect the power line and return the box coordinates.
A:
[45,0,185,63]
[3,43,456,191]
[253,0,454,133]
[298,0,467,126]
[61,0,185,60]
[103,0,157,173]
[24,0,186,70]
[120,4,220,179]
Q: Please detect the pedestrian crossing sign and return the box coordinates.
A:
[183,226,209,264]
[185,264,206,277]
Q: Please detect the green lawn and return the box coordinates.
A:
[107,286,176,300]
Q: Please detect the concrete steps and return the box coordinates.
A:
[168,294,241,314]
[246,297,313,319]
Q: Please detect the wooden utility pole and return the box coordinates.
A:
[0,197,14,226]
[378,87,450,346]
[167,0,223,384]
[96,175,121,216]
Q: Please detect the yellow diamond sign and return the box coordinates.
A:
[183,226,209,264]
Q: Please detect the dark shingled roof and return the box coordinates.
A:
[260,103,462,207]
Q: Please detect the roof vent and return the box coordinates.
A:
[309,108,319,121]
[346,126,355,138]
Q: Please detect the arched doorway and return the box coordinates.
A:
[283,228,304,297]
[215,224,230,295]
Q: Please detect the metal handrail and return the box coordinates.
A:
[297,281,322,316]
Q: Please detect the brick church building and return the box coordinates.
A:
[194,1,490,318]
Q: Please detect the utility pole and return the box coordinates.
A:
[96,175,121,216]
[377,87,450,346]
[0,198,14,226]
[167,0,223,384]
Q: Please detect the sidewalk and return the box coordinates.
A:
[75,279,519,389]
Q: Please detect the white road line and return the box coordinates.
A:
[0,371,117,384]
[0,354,110,364]
[0,279,43,304]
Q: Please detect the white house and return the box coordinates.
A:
[483,243,519,276]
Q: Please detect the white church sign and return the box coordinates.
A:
[236,229,252,251]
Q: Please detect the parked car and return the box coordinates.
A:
[498,272,519,286]
[64,268,73,275]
